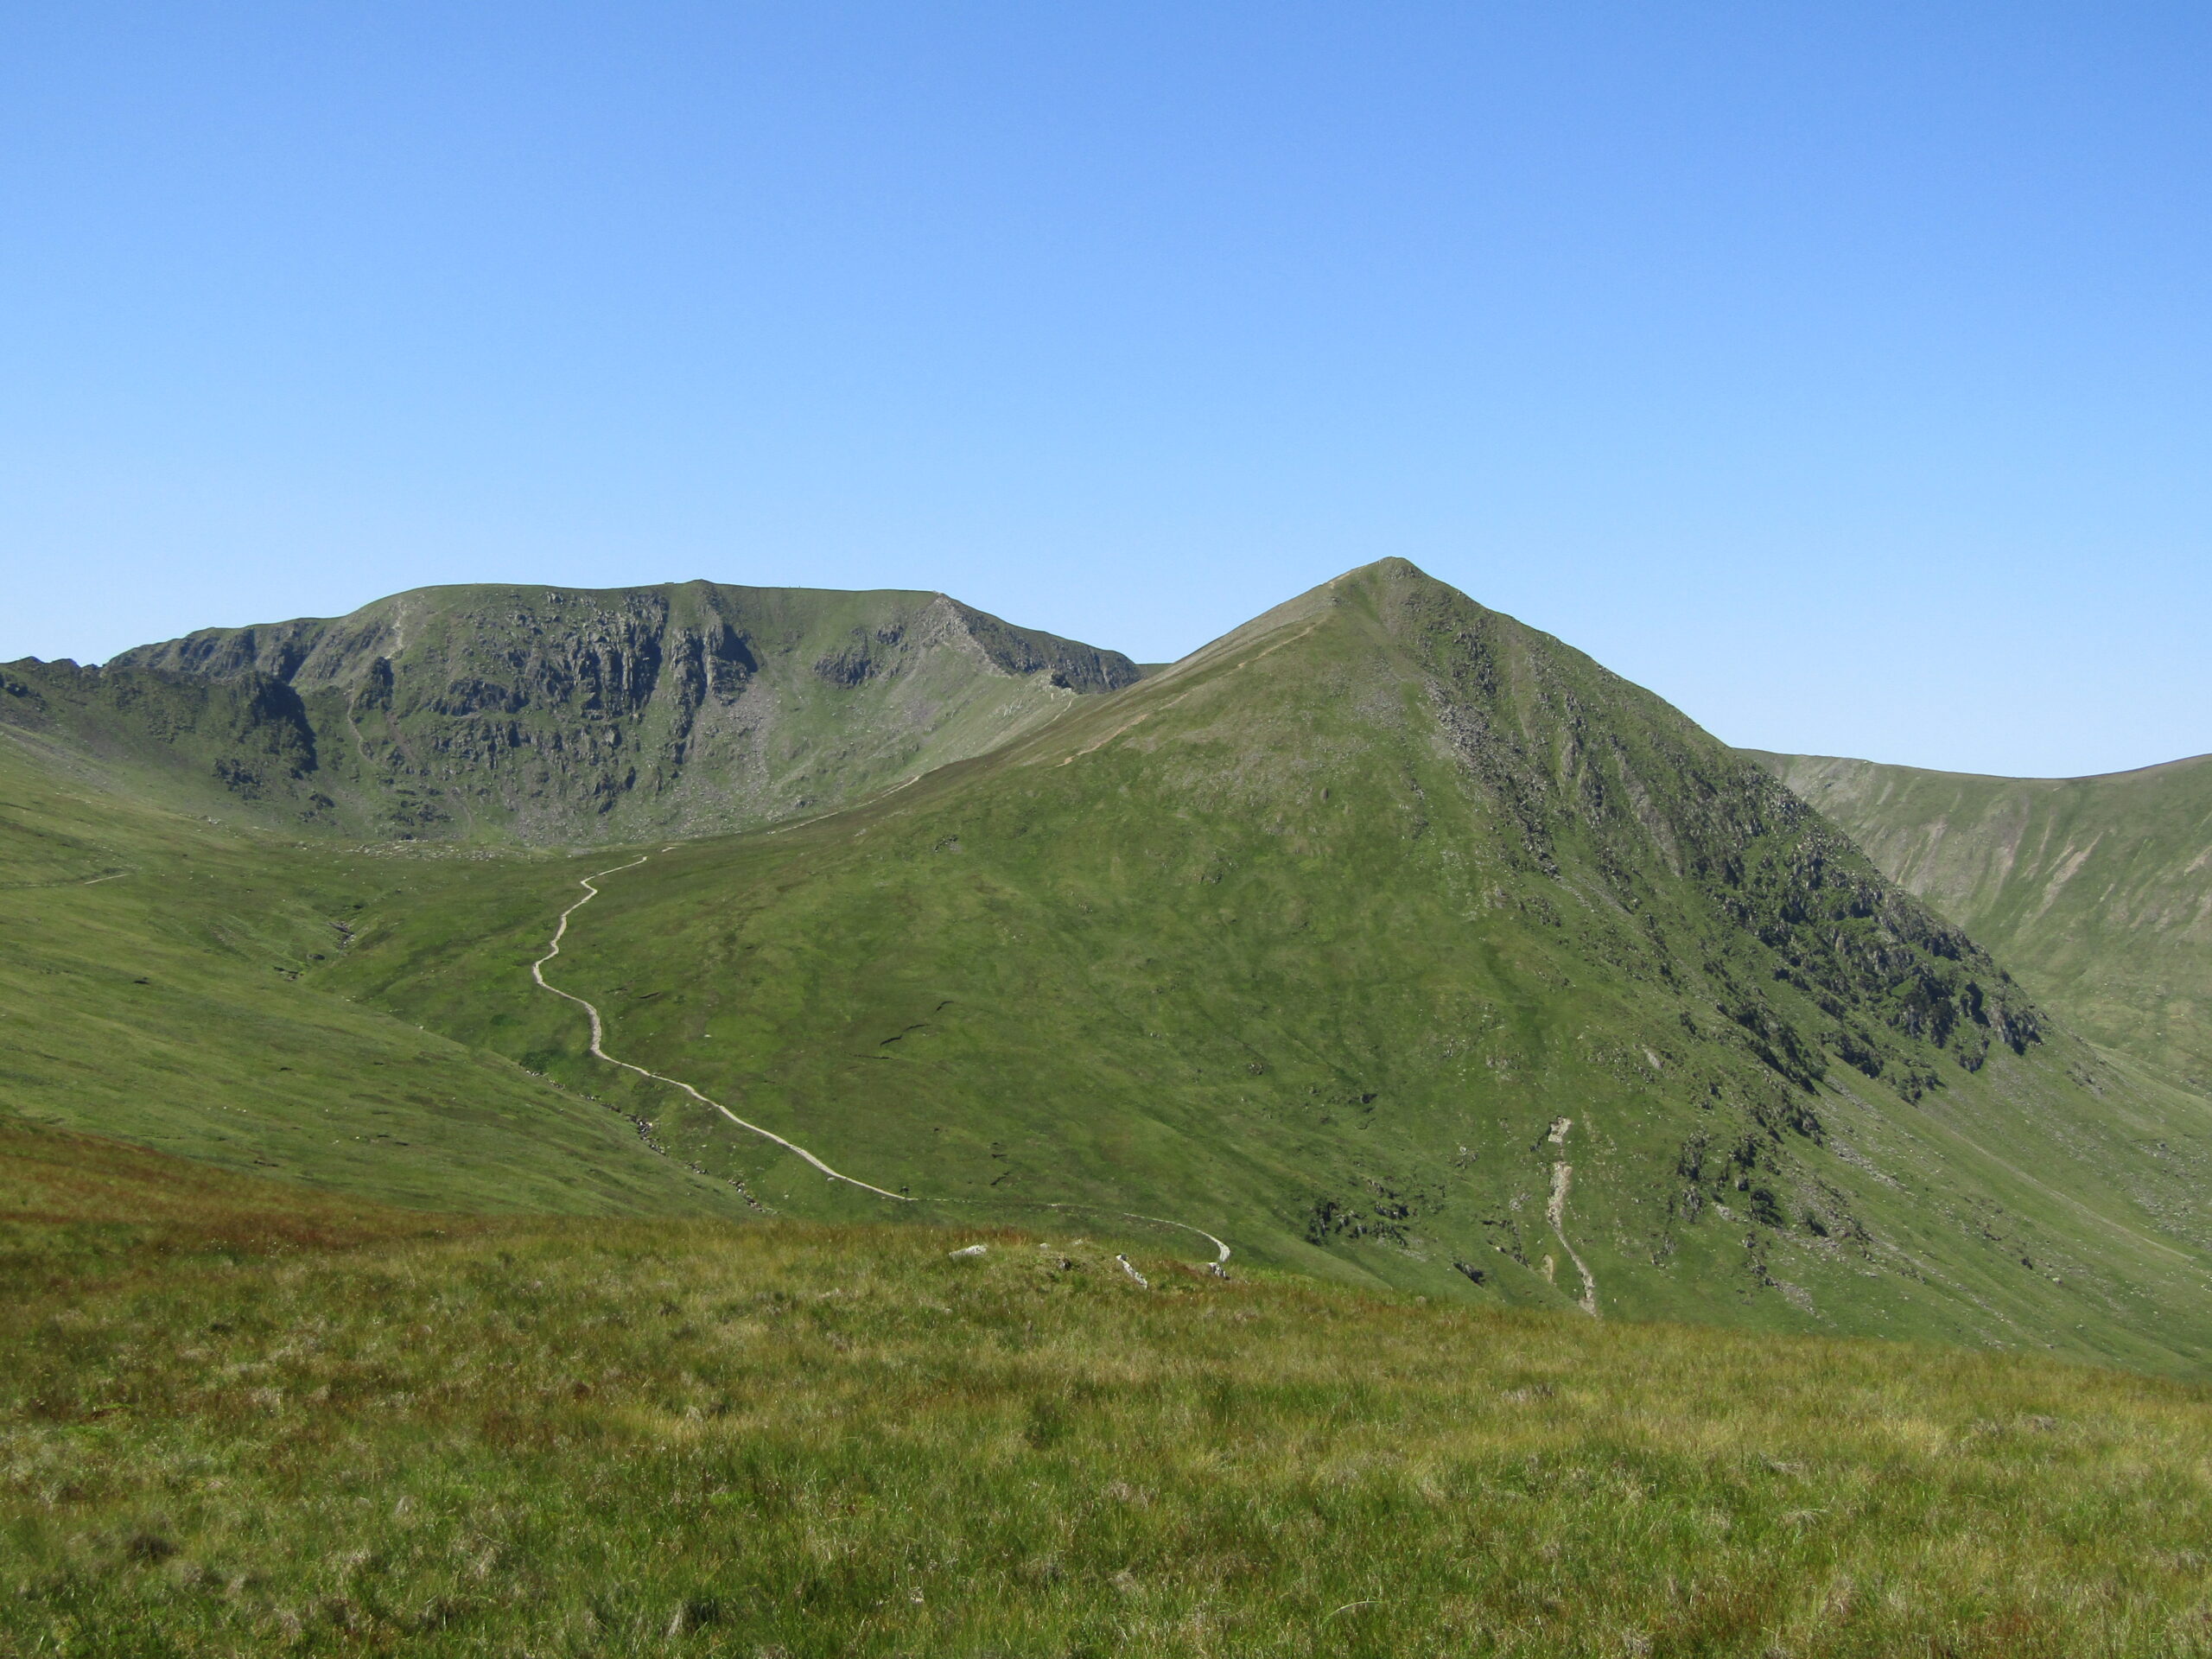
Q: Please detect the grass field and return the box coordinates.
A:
[6,1119,2212,1657]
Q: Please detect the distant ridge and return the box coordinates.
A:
[2,581,1139,843]
[1750,748,2212,1090]
[1747,748,2212,786]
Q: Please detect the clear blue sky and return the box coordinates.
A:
[3,3,2207,777]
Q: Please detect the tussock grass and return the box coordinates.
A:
[5,1135,2212,1655]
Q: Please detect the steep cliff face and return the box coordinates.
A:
[5,582,1140,843]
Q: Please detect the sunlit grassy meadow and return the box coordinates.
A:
[6,1122,2212,1657]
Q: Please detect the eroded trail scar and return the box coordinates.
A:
[528,855,1234,1270]
[1544,1117,1599,1318]
[531,856,909,1203]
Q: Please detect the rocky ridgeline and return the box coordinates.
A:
[2,582,1139,843]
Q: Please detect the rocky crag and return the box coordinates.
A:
[1752,751,2212,1092]
[1,582,1139,843]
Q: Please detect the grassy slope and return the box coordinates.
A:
[0,729,749,1219]
[1753,752,2212,1093]
[3,582,1136,846]
[329,563,2212,1374]
[7,1121,2212,1658]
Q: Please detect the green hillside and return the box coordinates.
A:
[2,581,1138,845]
[9,557,2210,1374]
[1754,752,2212,1092]
[324,561,2212,1372]
[9,1123,2212,1657]
[0,727,750,1218]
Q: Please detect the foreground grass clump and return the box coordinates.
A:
[5,1160,2212,1656]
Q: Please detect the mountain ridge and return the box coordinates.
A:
[1750,748,2212,1093]
[2,579,1141,845]
[1750,747,2212,786]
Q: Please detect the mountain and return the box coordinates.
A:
[0,581,1139,844]
[328,559,2212,1370]
[1752,752,2212,1093]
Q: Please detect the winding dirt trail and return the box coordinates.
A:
[531,856,909,1202]
[530,855,1232,1268]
